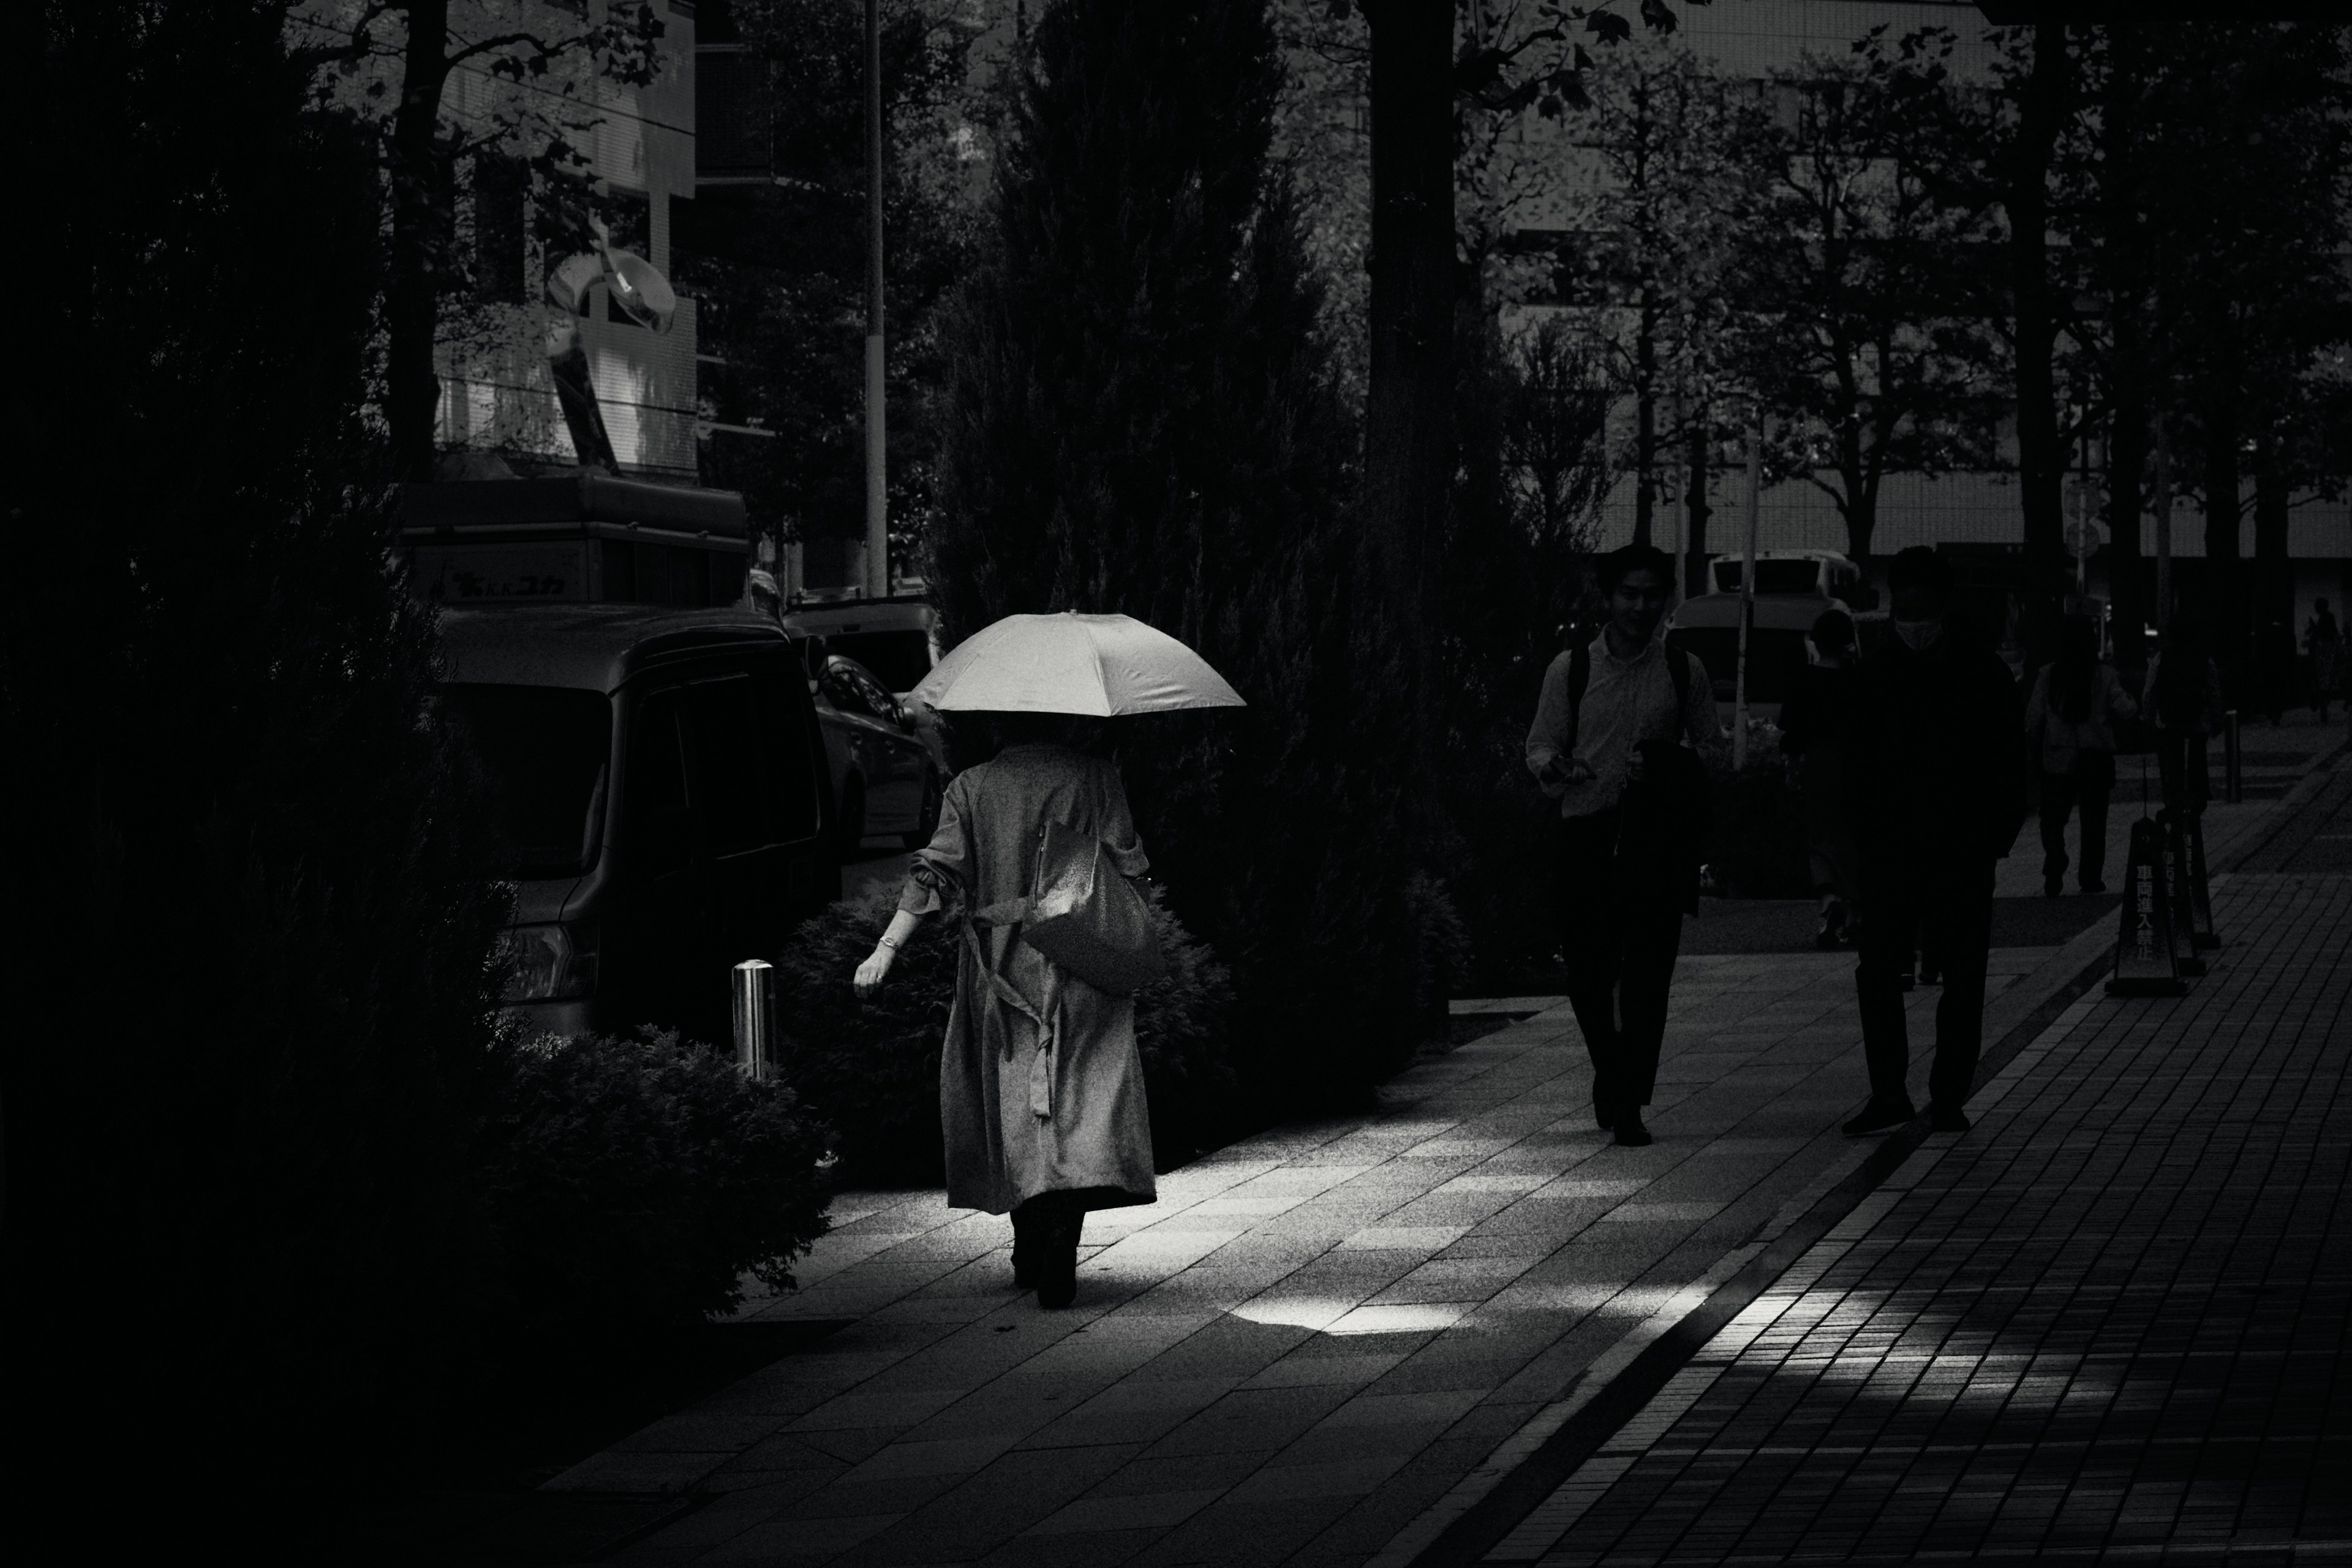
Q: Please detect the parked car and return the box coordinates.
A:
[811,653,943,852]
[781,596,939,693]
[782,596,952,776]
[435,604,839,1047]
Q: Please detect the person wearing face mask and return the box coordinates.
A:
[1526,542,1727,1147]
[1842,547,2029,1137]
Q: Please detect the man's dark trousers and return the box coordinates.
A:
[1552,807,1684,1112]
[2037,766,2113,889]
[1856,848,1996,1112]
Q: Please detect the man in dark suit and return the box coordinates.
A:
[1844,547,2029,1136]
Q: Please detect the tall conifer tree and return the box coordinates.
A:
[930,0,1444,1103]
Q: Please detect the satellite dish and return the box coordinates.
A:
[544,243,677,334]
[541,214,680,470]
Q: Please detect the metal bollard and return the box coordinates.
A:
[733,959,775,1081]
[2223,710,2242,805]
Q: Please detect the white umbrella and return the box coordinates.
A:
[909,611,1246,716]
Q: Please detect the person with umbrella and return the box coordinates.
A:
[851,611,1243,1309]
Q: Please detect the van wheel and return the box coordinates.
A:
[838,776,867,855]
[903,769,942,850]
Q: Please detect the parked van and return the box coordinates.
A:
[1666,594,1836,722]
[436,605,839,1047]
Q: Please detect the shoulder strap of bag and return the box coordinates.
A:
[962,912,1044,1032]
[1667,642,1691,720]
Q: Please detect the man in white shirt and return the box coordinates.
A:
[1526,543,1725,1145]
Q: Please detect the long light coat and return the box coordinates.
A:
[899,744,1156,1215]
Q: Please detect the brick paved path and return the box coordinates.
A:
[510,744,2343,1568]
[1480,869,2352,1566]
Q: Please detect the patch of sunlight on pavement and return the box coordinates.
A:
[1227,1298,1476,1335]
[1230,1297,1357,1330]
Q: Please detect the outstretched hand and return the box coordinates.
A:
[854,947,894,1000]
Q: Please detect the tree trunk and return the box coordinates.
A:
[2100,21,2148,674]
[1684,417,1710,600]
[1633,292,1657,545]
[388,0,453,481]
[2253,435,2292,631]
[2201,349,2246,699]
[2011,20,2071,669]
[1359,0,1453,795]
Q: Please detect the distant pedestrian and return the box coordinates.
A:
[1844,547,2029,1137]
[2308,598,2343,722]
[2144,616,2225,818]
[1526,542,1725,1147]
[1779,607,1863,949]
[2026,613,2138,897]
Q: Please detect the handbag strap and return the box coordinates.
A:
[962,912,1045,1035]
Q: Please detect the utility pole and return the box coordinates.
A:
[1735,405,1762,771]
[862,0,888,599]
[2153,411,2173,633]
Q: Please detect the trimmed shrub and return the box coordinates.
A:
[475,1029,834,1343]
[927,0,1444,1111]
[773,891,1237,1179]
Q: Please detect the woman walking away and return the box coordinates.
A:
[2309,598,2343,723]
[2026,614,2137,897]
[2144,614,2226,820]
[854,714,1155,1309]
[1781,608,1864,948]
[851,608,1244,1311]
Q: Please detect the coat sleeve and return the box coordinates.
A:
[899,772,972,916]
[1679,652,1728,768]
[1526,650,1575,796]
[1986,659,2030,859]
[2105,666,2138,722]
[2023,665,2049,737]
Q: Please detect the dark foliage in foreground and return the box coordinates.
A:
[476,1029,835,1343]
[8,2,517,1539]
[774,892,1237,1178]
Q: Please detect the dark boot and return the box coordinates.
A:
[1036,1205,1083,1310]
[1010,1204,1042,1291]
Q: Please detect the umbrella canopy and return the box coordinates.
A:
[909,611,1246,716]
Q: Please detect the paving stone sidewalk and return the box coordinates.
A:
[549,742,2345,1568]
[1476,831,2352,1563]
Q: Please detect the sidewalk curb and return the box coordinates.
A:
[1387,742,2349,1568]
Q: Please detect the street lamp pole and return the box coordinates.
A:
[862,0,888,600]
[1735,404,1762,771]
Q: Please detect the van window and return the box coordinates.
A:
[1666,627,1811,704]
[826,630,932,693]
[1714,560,1824,595]
[627,688,693,879]
[760,668,823,841]
[682,670,822,856]
[439,684,612,880]
[686,675,773,856]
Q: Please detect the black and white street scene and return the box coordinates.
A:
[15,1,2352,1564]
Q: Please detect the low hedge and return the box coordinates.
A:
[474,1028,834,1344]
[774,890,1237,1180]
